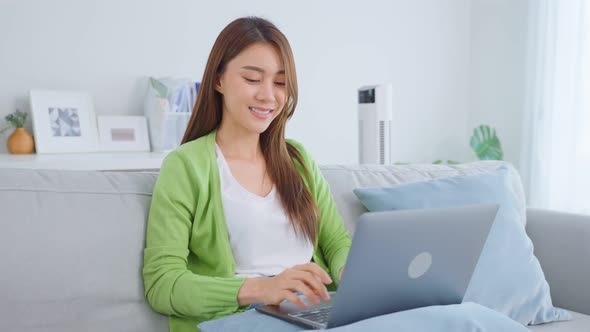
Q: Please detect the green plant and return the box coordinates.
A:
[393,124,504,165]
[0,109,28,134]
[470,124,503,160]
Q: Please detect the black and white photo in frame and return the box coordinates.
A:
[49,107,81,137]
[30,90,99,153]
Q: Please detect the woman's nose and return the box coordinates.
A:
[256,81,276,102]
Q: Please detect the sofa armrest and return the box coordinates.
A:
[526,207,590,315]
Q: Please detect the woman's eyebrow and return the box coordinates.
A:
[241,65,285,75]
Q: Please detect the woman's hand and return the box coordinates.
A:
[238,263,332,308]
[264,263,333,308]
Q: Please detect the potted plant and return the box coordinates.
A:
[394,124,504,165]
[0,109,35,154]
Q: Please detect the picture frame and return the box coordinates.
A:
[97,115,151,152]
[29,90,99,154]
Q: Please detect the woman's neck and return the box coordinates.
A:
[215,122,262,162]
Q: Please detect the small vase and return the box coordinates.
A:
[7,127,35,154]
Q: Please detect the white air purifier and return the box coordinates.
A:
[358,84,393,164]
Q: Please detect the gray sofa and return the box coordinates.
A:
[0,161,588,331]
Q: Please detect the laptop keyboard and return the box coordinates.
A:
[288,306,332,326]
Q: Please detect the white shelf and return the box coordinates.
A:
[0,151,169,171]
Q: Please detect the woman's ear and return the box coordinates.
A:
[215,74,224,94]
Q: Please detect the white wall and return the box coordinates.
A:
[468,0,529,168]
[0,0,473,164]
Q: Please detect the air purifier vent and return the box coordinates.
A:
[358,84,393,164]
[379,121,385,164]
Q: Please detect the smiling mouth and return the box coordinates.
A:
[249,106,274,115]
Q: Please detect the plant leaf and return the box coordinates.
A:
[470,125,504,160]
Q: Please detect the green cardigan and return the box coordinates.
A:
[142,130,352,332]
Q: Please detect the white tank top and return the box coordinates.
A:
[215,144,314,278]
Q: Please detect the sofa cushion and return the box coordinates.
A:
[352,167,571,325]
[529,311,590,332]
[0,169,167,332]
[319,161,526,235]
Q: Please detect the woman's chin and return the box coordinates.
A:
[244,123,271,135]
[247,119,276,134]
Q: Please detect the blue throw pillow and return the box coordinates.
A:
[198,302,528,332]
[353,166,571,325]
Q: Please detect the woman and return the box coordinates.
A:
[143,16,351,332]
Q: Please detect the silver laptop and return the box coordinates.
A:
[256,203,499,329]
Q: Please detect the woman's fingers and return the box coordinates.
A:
[295,263,333,285]
[287,280,319,305]
[290,269,330,302]
[269,263,335,307]
[281,290,308,309]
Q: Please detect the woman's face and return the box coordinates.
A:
[216,42,286,135]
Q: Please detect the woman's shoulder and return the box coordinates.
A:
[286,138,312,160]
[286,138,319,175]
[177,133,212,154]
[161,133,215,172]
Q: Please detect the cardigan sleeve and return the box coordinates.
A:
[287,140,352,286]
[142,150,246,320]
[311,157,352,286]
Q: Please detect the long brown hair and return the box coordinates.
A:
[182,17,319,245]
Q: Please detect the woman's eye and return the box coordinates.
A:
[244,77,284,86]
